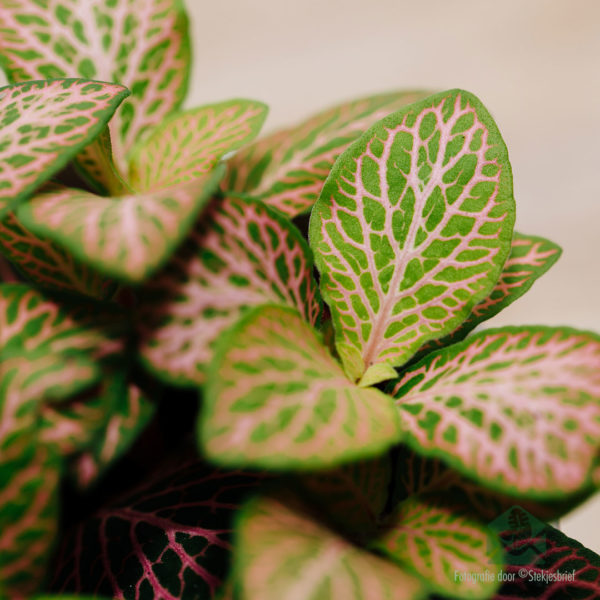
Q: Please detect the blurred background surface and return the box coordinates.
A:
[185,0,600,550]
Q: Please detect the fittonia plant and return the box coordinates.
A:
[0,2,598,600]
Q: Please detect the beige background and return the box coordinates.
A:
[184,0,600,550]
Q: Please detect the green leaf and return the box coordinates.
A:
[373,496,501,599]
[235,491,425,600]
[0,78,128,217]
[0,211,115,299]
[129,99,268,191]
[416,232,562,358]
[0,0,191,176]
[138,195,321,386]
[17,169,224,282]
[389,326,600,498]
[224,90,432,217]
[200,304,401,470]
[53,459,261,598]
[310,89,515,383]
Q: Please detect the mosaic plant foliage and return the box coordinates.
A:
[235,492,424,600]
[224,90,431,217]
[0,0,191,175]
[130,100,268,191]
[0,78,128,216]
[0,283,126,360]
[416,232,562,356]
[389,327,600,497]
[494,523,600,599]
[53,460,261,599]
[17,169,224,282]
[0,212,113,299]
[310,89,515,384]
[200,305,401,469]
[138,195,321,386]
[374,497,501,599]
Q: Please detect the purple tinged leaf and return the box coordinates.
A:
[53,460,262,599]
[236,492,425,600]
[0,0,191,176]
[373,497,501,599]
[224,90,433,217]
[493,523,600,599]
[17,170,224,282]
[138,195,321,386]
[0,212,115,299]
[389,326,600,497]
[129,99,268,191]
[310,89,515,384]
[200,305,401,470]
[0,79,128,216]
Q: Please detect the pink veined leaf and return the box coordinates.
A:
[414,232,562,359]
[17,169,224,283]
[0,351,98,598]
[0,0,190,177]
[52,459,263,599]
[389,326,600,497]
[309,89,515,386]
[138,195,321,387]
[492,522,600,599]
[235,491,424,600]
[0,212,115,299]
[373,496,501,600]
[129,99,268,191]
[0,78,128,216]
[223,90,432,217]
[0,283,127,361]
[200,305,401,470]
[0,252,18,282]
[72,382,156,489]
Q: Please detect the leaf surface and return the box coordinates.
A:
[200,305,401,469]
[224,90,432,217]
[138,195,321,386]
[0,212,114,298]
[416,232,562,357]
[493,522,600,599]
[0,0,190,174]
[310,89,515,383]
[17,169,224,282]
[236,492,424,600]
[53,460,261,599]
[0,79,128,216]
[389,326,600,497]
[130,99,268,191]
[373,496,501,599]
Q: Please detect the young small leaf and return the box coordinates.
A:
[129,99,268,191]
[373,496,501,599]
[224,90,432,217]
[200,305,401,470]
[389,326,600,497]
[0,79,128,216]
[235,492,424,600]
[0,0,190,174]
[17,170,224,282]
[53,460,261,598]
[310,89,515,384]
[138,195,321,386]
[416,232,562,357]
[0,212,114,299]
